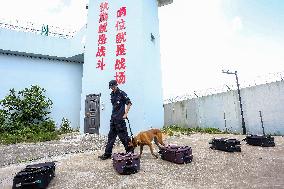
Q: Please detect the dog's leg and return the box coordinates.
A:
[139,145,144,158]
[148,144,158,158]
[154,135,165,149]
[154,137,162,150]
[154,137,159,146]
[156,133,165,146]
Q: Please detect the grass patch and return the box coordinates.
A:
[0,118,76,145]
[0,131,60,145]
[161,125,233,136]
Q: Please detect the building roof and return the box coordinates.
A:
[0,49,84,63]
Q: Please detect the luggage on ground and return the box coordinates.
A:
[112,153,140,175]
[244,111,275,147]
[244,135,275,147]
[158,144,193,164]
[12,162,55,189]
[209,138,241,152]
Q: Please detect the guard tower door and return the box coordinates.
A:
[84,94,100,134]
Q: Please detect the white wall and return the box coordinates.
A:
[242,82,284,135]
[0,54,83,128]
[164,81,284,135]
[141,0,164,130]
[0,26,85,58]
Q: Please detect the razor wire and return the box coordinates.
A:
[164,71,284,104]
[0,18,79,39]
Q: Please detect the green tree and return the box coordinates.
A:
[0,85,53,131]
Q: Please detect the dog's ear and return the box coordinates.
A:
[132,138,138,147]
[128,138,137,147]
[136,138,142,146]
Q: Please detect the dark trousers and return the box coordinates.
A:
[105,119,130,155]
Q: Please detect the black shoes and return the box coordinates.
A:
[98,154,111,160]
[99,146,134,160]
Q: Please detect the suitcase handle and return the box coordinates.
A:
[22,181,37,186]
[21,180,41,186]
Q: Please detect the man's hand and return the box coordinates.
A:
[123,113,128,119]
[123,103,131,119]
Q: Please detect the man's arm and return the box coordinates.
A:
[123,102,132,119]
[121,90,132,119]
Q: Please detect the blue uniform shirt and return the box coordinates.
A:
[110,88,132,121]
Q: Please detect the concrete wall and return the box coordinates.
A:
[0,54,83,128]
[81,0,164,135]
[164,81,284,135]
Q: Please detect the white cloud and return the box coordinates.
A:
[231,16,243,32]
[159,0,232,98]
[159,0,284,99]
[0,0,87,29]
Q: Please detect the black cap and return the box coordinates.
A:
[109,80,118,88]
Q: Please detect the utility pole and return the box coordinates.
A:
[222,70,246,134]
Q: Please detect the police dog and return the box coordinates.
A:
[128,129,165,158]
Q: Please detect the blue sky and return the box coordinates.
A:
[0,0,283,99]
[222,0,284,40]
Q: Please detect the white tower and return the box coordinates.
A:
[80,0,173,135]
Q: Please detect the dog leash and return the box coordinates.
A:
[126,117,134,140]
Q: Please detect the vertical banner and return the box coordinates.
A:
[96,2,109,71]
[95,3,128,85]
[114,6,127,84]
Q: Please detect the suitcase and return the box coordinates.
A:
[12,162,55,189]
[158,145,193,164]
[209,138,241,152]
[112,153,140,175]
[244,135,275,147]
